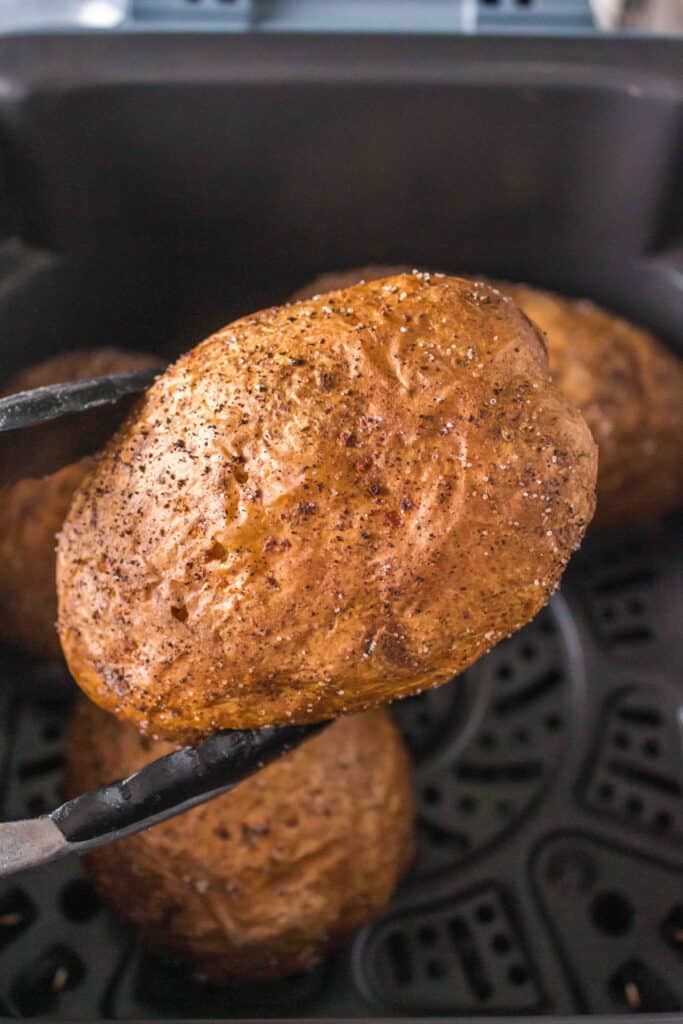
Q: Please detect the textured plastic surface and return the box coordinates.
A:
[0,30,680,1021]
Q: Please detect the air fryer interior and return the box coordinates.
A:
[0,31,681,1020]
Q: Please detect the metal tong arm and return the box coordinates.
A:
[0,368,160,433]
[0,721,324,878]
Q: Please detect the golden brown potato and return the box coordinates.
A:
[65,701,415,984]
[290,265,411,302]
[0,459,94,659]
[491,283,683,529]
[294,269,683,530]
[0,349,163,658]
[58,273,596,739]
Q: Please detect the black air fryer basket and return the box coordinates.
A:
[0,4,681,1019]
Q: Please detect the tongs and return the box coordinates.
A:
[0,367,159,432]
[0,369,323,877]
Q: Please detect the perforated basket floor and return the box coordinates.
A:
[0,514,680,1018]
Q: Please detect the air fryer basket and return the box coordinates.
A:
[0,31,681,1020]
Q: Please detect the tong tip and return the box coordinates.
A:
[0,817,67,877]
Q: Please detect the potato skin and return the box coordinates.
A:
[295,270,683,530]
[0,459,94,658]
[492,283,683,529]
[65,702,415,984]
[58,273,596,739]
[0,349,163,659]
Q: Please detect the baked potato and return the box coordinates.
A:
[65,700,415,984]
[58,273,596,739]
[0,459,94,659]
[493,282,683,529]
[293,269,683,529]
[0,348,163,658]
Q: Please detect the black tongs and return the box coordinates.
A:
[0,369,323,878]
[0,367,159,433]
[0,722,324,879]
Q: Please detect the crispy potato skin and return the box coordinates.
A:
[492,283,683,529]
[0,349,163,659]
[58,274,596,739]
[65,702,415,984]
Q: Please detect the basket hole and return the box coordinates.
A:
[608,959,679,1012]
[420,820,471,852]
[597,781,614,802]
[492,932,511,954]
[0,889,35,950]
[508,964,529,985]
[613,731,630,750]
[478,730,497,750]
[591,890,634,937]
[654,810,673,832]
[449,916,493,1001]
[458,796,477,814]
[422,785,441,805]
[660,905,683,953]
[520,643,536,661]
[618,705,661,727]
[417,925,437,947]
[60,879,100,923]
[496,664,512,681]
[18,755,64,781]
[477,981,494,1000]
[625,795,643,817]
[427,958,447,979]
[643,738,660,758]
[545,713,562,732]
[10,946,85,1016]
[27,796,49,816]
[476,903,495,924]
